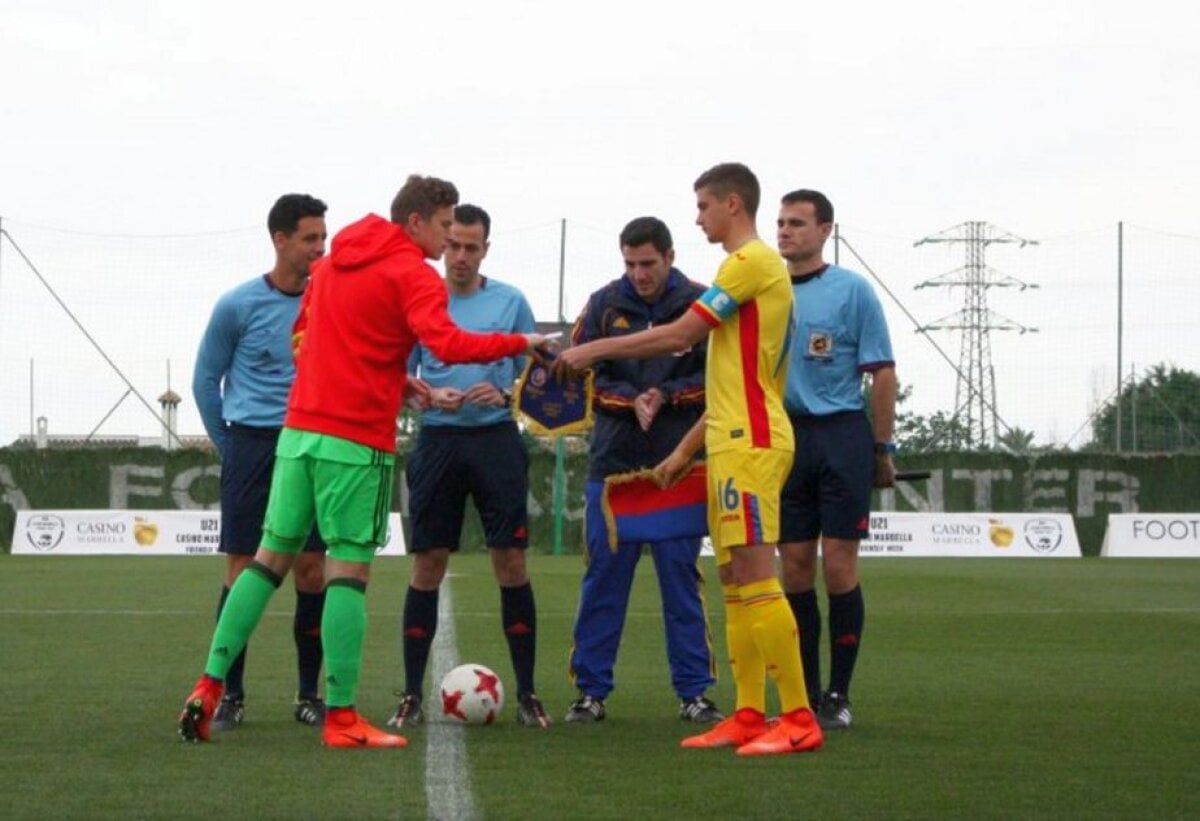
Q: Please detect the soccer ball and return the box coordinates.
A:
[439,663,505,725]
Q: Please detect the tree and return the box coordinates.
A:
[1089,364,1200,453]
[866,380,973,452]
[996,426,1037,454]
[895,408,972,452]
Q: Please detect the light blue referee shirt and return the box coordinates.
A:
[410,276,536,427]
[785,264,894,416]
[193,274,303,455]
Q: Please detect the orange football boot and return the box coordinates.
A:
[680,707,769,749]
[178,674,223,742]
[322,708,408,748]
[735,707,824,756]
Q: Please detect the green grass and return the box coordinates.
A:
[1,555,1198,819]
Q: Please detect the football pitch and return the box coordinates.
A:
[1,554,1197,819]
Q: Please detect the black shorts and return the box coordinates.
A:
[780,411,874,543]
[406,421,529,552]
[219,423,326,556]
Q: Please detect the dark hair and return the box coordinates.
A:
[619,216,673,254]
[693,162,760,218]
[267,193,327,237]
[780,189,835,224]
[454,204,492,240]
[389,175,459,224]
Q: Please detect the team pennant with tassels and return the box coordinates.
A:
[513,355,594,436]
[600,463,709,551]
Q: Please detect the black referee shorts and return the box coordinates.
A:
[406,421,529,552]
[780,410,874,543]
[219,422,326,556]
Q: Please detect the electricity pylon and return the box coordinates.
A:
[915,221,1038,447]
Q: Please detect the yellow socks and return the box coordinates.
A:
[723,582,766,715]
[739,577,811,713]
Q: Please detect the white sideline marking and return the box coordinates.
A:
[423,580,477,821]
[0,609,321,617]
[0,608,201,616]
[4,606,1200,618]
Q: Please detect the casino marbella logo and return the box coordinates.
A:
[1023,518,1063,553]
[988,518,1015,548]
[25,514,66,552]
[133,516,160,547]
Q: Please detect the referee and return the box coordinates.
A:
[192,193,330,730]
[775,189,897,731]
[388,204,550,730]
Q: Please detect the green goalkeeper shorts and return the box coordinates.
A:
[261,428,395,562]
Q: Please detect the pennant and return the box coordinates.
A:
[600,463,709,551]
[514,358,594,436]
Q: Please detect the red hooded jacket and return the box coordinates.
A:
[285,214,528,452]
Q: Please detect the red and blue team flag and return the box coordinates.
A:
[600,463,709,551]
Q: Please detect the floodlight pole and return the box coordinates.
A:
[558,218,567,326]
[1116,221,1124,452]
[552,218,568,556]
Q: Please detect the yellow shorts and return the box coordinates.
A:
[707,448,793,566]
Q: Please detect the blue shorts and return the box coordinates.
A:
[219,423,326,556]
[406,421,529,552]
[780,411,874,542]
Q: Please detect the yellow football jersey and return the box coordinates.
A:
[689,239,795,455]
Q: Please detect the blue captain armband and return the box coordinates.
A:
[696,285,739,321]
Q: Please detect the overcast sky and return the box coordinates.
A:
[2,0,1198,446]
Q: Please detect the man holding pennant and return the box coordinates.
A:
[555,164,823,756]
[562,216,721,725]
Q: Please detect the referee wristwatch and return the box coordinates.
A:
[873,441,896,455]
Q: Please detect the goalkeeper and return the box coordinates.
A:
[178,175,546,748]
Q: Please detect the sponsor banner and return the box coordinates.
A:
[1100,514,1200,558]
[700,512,1080,558]
[862,512,1080,557]
[12,510,407,556]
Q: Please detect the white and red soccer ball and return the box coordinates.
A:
[439,663,505,725]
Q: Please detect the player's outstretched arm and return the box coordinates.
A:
[653,414,707,489]
[555,311,708,376]
[522,332,549,356]
[408,268,532,365]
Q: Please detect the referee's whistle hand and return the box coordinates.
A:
[874,455,897,488]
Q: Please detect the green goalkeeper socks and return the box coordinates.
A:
[323,579,368,708]
[205,562,282,680]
